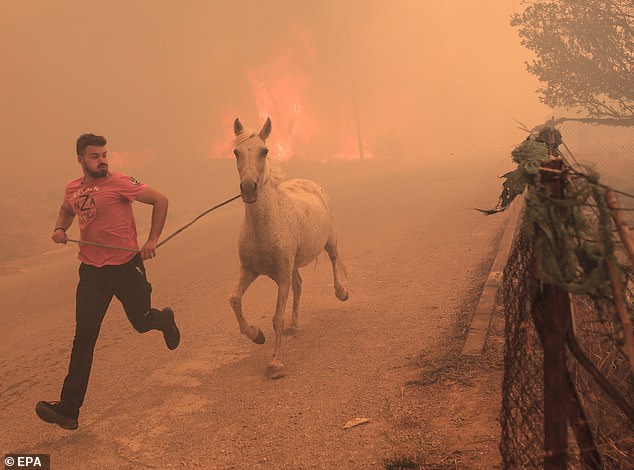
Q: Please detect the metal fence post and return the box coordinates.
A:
[542,284,570,468]
[539,158,569,469]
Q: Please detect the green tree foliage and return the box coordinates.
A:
[511,0,634,123]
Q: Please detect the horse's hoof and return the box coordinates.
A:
[266,360,286,379]
[252,329,265,344]
[335,286,349,301]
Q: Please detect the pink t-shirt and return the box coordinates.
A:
[64,172,148,267]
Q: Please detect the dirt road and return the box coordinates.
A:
[0,159,508,469]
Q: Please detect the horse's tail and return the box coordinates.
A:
[314,252,347,281]
[313,253,321,273]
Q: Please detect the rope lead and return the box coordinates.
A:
[67,194,241,252]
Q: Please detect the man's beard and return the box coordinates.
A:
[86,165,108,178]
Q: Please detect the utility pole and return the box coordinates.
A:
[342,2,364,161]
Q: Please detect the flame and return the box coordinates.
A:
[206,22,319,161]
[207,21,375,163]
[246,54,319,161]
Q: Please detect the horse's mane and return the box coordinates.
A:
[268,163,285,188]
[234,128,285,188]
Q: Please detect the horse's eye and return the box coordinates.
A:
[233,149,239,158]
[261,148,269,157]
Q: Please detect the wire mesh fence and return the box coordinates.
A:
[554,120,634,193]
[500,212,544,467]
[498,122,634,468]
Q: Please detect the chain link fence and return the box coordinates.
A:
[498,122,634,468]
[555,121,634,194]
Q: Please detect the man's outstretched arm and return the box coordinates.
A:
[136,187,169,260]
[52,203,75,244]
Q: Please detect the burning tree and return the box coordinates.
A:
[511,0,634,124]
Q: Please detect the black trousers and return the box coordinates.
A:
[60,254,162,413]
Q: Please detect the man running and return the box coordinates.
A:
[36,133,180,430]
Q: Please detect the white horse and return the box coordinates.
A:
[229,117,349,379]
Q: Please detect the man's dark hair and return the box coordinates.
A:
[76,133,107,156]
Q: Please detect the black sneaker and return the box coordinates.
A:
[35,401,78,430]
[161,308,180,350]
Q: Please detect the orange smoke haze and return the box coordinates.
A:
[109,150,157,173]
[0,0,551,259]
[0,0,550,174]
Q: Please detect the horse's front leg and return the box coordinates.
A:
[229,266,265,344]
[268,273,292,379]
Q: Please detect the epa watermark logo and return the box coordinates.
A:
[4,454,50,470]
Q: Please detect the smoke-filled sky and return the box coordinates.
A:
[1,0,549,184]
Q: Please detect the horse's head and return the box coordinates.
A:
[233,117,272,204]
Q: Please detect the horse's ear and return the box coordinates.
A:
[234,118,244,136]
[259,117,272,141]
